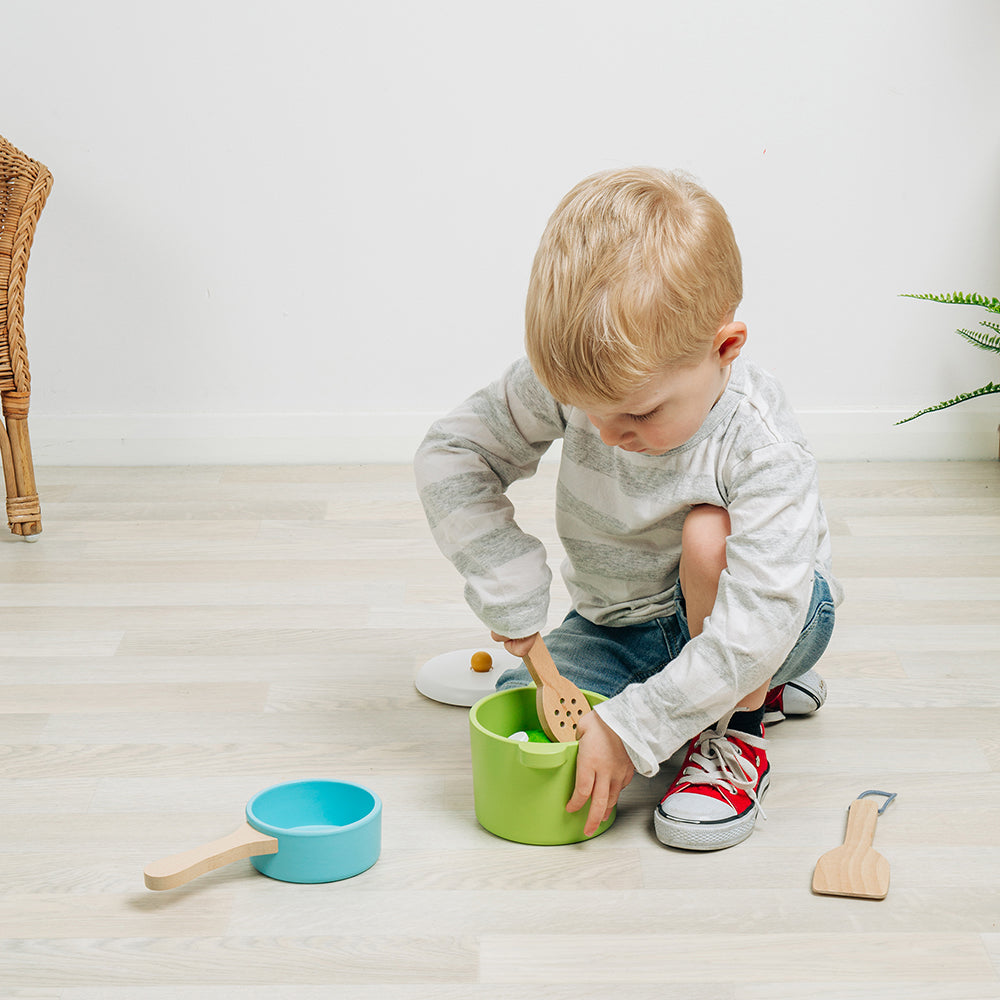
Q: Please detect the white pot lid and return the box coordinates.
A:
[415,646,522,706]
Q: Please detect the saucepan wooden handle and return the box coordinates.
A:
[144,820,279,891]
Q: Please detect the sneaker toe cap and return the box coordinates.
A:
[659,790,736,823]
[783,674,827,714]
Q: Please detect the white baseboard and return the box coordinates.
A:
[29,412,433,466]
[26,407,999,465]
[798,408,999,462]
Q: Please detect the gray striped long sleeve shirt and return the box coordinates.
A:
[415,355,843,775]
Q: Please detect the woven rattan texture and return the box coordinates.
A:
[1,137,52,392]
[0,135,52,535]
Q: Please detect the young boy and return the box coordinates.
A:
[414,167,841,850]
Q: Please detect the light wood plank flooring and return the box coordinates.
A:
[2,461,999,998]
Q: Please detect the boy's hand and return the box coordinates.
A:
[566,710,635,837]
[490,631,539,658]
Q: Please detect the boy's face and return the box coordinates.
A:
[571,322,746,457]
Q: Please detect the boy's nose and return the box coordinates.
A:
[590,416,630,447]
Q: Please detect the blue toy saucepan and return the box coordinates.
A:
[144,779,381,890]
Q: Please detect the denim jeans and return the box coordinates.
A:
[496,572,836,700]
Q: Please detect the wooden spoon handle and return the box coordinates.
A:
[522,634,560,688]
[842,797,880,848]
[144,821,279,891]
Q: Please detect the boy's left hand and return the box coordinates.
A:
[566,710,635,837]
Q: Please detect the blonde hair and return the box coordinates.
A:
[525,167,742,403]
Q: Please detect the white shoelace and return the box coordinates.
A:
[678,715,768,820]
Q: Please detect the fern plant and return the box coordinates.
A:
[896,291,1000,424]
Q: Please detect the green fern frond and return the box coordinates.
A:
[895,381,1000,424]
[900,291,1000,313]
[895,291,1000,427]
[956,326,1000,354]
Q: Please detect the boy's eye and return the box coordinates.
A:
[629,409,659,423]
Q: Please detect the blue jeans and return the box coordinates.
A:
[496,572,836,702]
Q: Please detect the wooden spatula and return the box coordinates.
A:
[813,792,895,899]
[521,634,591,743]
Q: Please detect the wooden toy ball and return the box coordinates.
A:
[470,651,493,673]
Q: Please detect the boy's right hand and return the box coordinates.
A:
[490,631,539,658]
[567,709,634,836]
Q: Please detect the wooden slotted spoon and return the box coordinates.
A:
[812,791,896,899]
[521,634,591,743]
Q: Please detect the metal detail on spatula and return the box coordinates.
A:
[521,634,591,742]
[812,790,896,899]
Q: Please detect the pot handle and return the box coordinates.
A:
[519,742,570,769]
[144,820,279,890]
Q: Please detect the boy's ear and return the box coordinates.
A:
[714,321,747,365]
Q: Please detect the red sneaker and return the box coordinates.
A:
[654,716,769,851]
[764,669,828,725]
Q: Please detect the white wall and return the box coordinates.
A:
[5,0,999,463]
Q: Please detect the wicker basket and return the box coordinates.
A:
[0,135,52,537]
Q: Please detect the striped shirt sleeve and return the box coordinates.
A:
[414,358,565,639]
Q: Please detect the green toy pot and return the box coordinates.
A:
[469,686,615,845]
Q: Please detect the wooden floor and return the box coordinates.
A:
[2,460,999,998]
